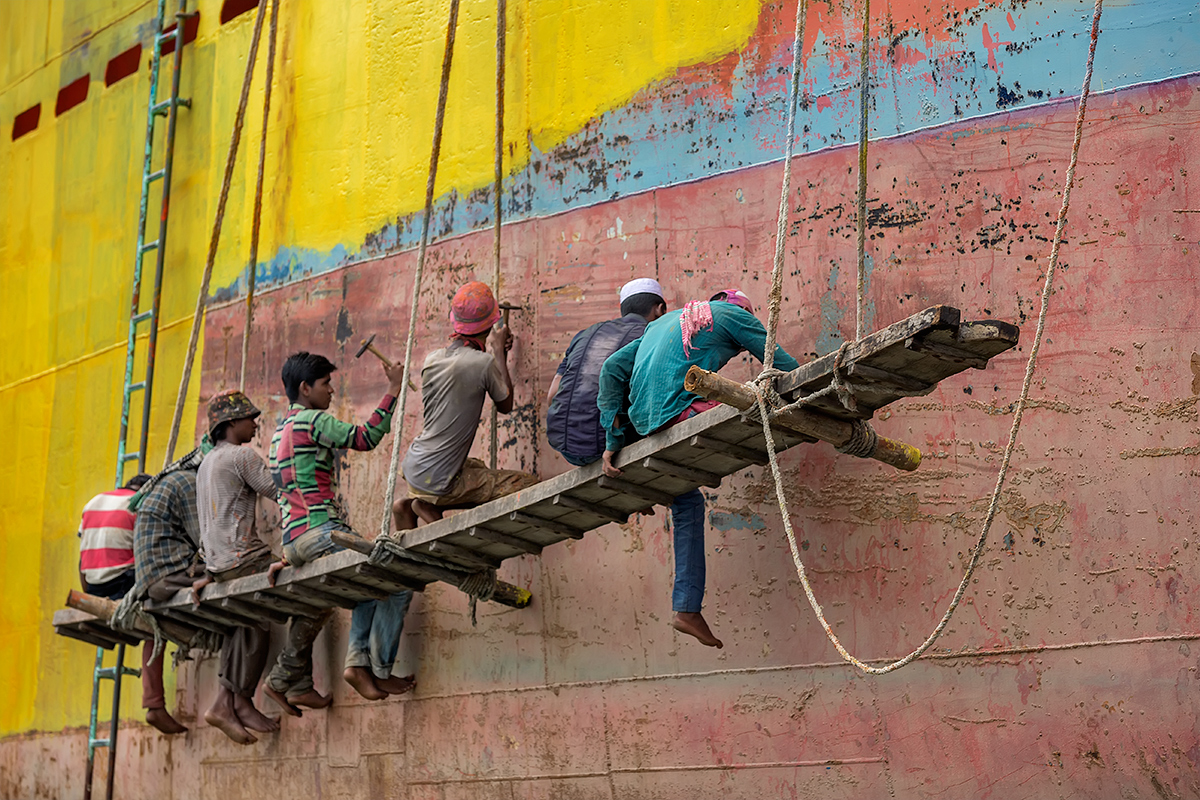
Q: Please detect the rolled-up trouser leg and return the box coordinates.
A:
[670,489,707,614]
[265,609,333,697]
[219,624,271,696]
[346,590,413,679]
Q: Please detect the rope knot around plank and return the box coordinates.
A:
[369,535,498,625]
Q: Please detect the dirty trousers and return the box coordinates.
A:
[141,570,193,709]
[407,457,539,507]
[271,521,411,684]
[209,554,273,696]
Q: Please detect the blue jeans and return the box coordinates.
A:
[670,489,706,613]
[561,452,598,468]
[283,522,413,680]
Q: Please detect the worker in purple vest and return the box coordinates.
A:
[597,289,800,649]
[546,278,668,467]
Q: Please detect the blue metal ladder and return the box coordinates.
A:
[86,1,194,798]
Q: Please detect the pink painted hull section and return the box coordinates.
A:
[10,75,1199,800]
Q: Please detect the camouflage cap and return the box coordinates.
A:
[206,389,261,434]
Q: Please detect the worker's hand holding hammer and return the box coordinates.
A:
[383,360,406,396]
[489,324,514,355]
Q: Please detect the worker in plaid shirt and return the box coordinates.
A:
[128,444,208,735]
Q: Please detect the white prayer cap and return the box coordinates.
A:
[619,278,665,304]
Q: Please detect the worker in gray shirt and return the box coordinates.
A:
[394,280,538,529]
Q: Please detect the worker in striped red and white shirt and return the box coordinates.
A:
[77,474,151,599]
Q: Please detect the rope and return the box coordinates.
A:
[761,0,808,372]
[459,569,498,626]
[854,0,871,341]
[379,0,463,536]
[752,0,1105,674]
[239,0,281,390]
[110,593,167,665]
[368,536,496,625]
[488,0,508,470]
[163,0,267,465]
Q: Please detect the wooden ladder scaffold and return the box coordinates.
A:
[55,306,1019,654]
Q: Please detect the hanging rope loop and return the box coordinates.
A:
[749,0,1105,674]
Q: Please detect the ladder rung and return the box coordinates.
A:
[151,98,191,117]
[90,738,110,748]
[145,169,166,184]
[141,240,159,253]
[127,381,147,393]
[121,452,141,463]
[132,310,154,324]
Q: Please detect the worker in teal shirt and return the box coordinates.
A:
[597,289,800,649]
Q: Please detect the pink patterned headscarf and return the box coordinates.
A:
[679,289,756,356]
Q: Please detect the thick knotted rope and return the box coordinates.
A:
[369,536,497,626]
[458,569,498,626]
[110,593,167,664]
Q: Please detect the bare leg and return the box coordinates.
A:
[343,666,387,701]
[145,707,188,735]
[376,674,416,696]
[233,693,280,733]
[392,498,418,531]
[204,687,257,745]
[411,498,443,525]
[672,612,724,649]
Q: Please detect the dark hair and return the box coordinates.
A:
[124,473,151,491]
[281,352,337,403]
[211,421,231,442]
[709,291,730,303]
[620,292,665,318]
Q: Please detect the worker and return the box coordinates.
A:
[127,445,210,735]
[77,473,150,599]
[393,280,537,530]
[267,351,415,707]
[193,390,281,744]
[597,289,800,649]
[546,277,668,467]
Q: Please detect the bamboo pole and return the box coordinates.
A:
[684,366,922,471]
[66,590,199,643]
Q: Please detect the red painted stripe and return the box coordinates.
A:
[80,548,134,570]
[80,508,136,530]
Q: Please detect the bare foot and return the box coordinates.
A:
[205,691,257,745]
[189,576,211,607]
[672,611,724,649]
[343,666,387,700]
[145,706,188,735]
[234,693,280,733]
[266,560,287,587]
[392,498,418,531]
[376,674,416,696]
[411,498,443,525]
[289,688,332,710]
[263,685,303,717]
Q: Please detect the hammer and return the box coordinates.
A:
[355,334,418,391]
[497,301,523,328]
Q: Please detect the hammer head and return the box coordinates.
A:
[498,301,523,312]
[355,333,377,359]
